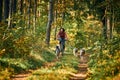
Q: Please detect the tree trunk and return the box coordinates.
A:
[54,0,58,40]
[13,0,17,13]
[20,0,23,14]
[62,0,65,24]
[0,0,3,22]
[106,0,112,40]
[54,7,58,40]
[3,0,9,22]
[8,0,12,28]
[28,0,31,29]
[33,0,37,33]
[106,4,111,40]
[46,0,54,46]
[111,7,115,39]
[37,0,41,17]
[106,15,110,39]
[102,9,107,40]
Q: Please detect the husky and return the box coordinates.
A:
[80,48,85,61]
[55,45,61,59]
[73,48,78,57]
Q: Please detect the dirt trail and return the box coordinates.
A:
[11,59,58,80]
[11,54,89,80]
[11,71,32,80]
[69,54,89,80]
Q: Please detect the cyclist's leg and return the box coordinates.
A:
[60,42,63,52]
[62,38,65,50]
[58,38,62,51]
[58,38,65,55]
[61,38,66,55]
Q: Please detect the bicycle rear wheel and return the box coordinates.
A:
[60,42,65,56]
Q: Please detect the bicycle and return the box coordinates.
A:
[59,41,65,56]
[58,38,67,56]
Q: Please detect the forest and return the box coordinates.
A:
[0,0,120,80]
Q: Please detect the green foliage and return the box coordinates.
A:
[115,23,120,34]
[88,38,120,80]
[74,31,86,48]
[0,0,120,80]
[87,31,120,80]
[0,13,49,79]
[40,50,56,62]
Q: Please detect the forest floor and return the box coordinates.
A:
[11,59,57,80]
[11,53,89,80]
[11,58,58,80]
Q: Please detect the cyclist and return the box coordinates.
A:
[57,28,68,54]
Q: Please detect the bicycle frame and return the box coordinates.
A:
[59,40,65,56]
[57,38,66,56]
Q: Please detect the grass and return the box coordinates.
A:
[0,41,80,80]
[26,52,80,80]
[0,47,57,79]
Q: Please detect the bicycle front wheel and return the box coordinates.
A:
[60,42,65,56]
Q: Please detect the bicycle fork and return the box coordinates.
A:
[60,42,65,56]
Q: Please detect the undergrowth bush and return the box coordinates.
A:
[0,17,50,80]
[88,35,120,80]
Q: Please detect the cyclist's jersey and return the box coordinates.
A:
[58,31,66,38]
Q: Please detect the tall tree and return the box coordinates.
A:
[28,0,31,29]
[106,2,111,40]
[0,0,3,22]
[13,0,17,13]
[8,0,12,28]
[61,0,66,26]
[46,0,54,46]
[54,0,58,40]
[3,0,9,22]
[33,0,37,33]
[20,0,23,14]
